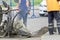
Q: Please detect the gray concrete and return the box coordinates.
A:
[27,17,48,35]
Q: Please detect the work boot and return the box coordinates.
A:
[48,28,54,35]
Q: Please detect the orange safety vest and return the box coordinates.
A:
[46,0,60,11]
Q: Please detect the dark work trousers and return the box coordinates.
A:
[48,11,60,34]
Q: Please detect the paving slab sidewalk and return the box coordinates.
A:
[41,31,60,40]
